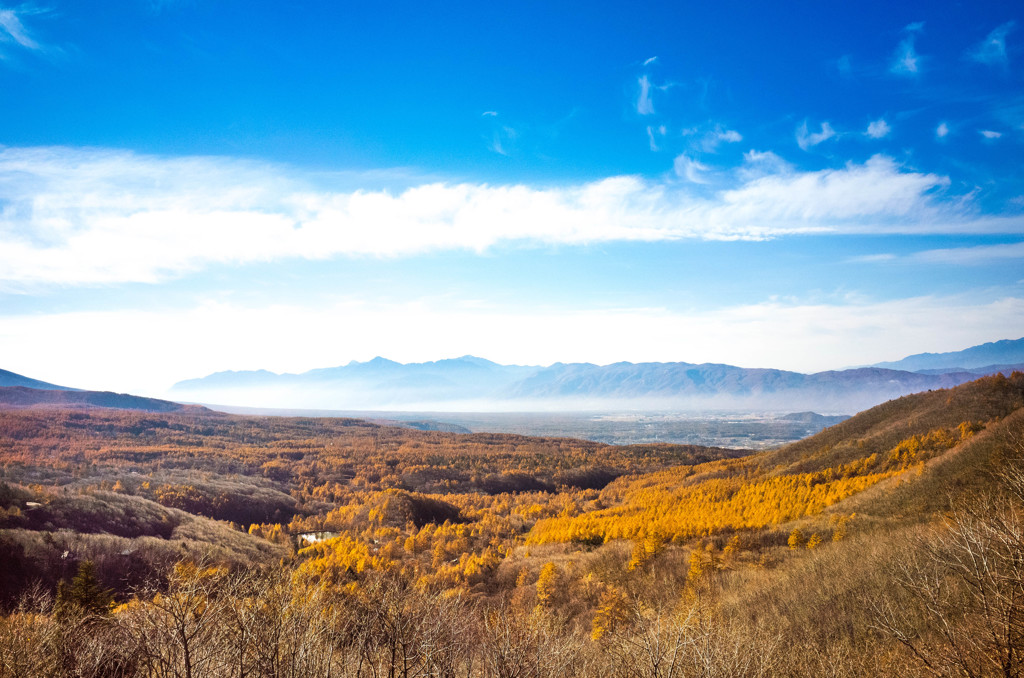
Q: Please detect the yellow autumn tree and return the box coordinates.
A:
[591,585,630,640]
[535,562,560,608]
[627,532,666,572]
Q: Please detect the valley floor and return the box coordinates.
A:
[214,406,848,448]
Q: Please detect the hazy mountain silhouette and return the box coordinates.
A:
[0,368,75,391]
[173,355,536,405]
[870,337,1024,372]
[170,341,1024,412]
[0,369,207,413]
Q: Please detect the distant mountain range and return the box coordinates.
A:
[5,339,1021,415]
[169,339,1024,413]
[869,337,1024,372]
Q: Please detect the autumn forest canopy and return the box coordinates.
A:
[1,372,1024,677]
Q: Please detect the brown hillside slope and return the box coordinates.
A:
[762,371,1024,473]
[526,372,1024,545]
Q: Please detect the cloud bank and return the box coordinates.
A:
[0,146,1019,286]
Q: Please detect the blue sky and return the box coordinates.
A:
[1,0,1023,396]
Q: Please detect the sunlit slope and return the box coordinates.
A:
[526,372,1024,545]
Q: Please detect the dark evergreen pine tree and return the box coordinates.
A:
[54,560,113,620]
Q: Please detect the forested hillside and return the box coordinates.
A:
[1,373,1023,677]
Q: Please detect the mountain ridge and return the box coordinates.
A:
[870,337,1024,371]
[168,342,1024,412]
[0,368,76,391]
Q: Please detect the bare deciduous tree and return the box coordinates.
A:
[874,457,1024,677]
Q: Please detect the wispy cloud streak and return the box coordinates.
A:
[796,121,836,150]
[673,154,709,183]
[912,242,1024,264]
[969,22,1015,67]
[0,7,40,51]
[700,127,742,152]
[851,242,1024,265]
[636,75,655,115]
[891,23,924,76]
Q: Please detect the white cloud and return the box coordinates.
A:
[796,121,836,150]
[980,129,1003,140]
[891,40,919,74]
[969,22,1015,67]
[0,8,40,51]
[891,24,924,76]
[643,56,658,66]
[636,75,654,115]
[481,111,498,117]
[0,146,1019,287]
[936,122,950,138]
[714,155,955,231]
[865,119,891,139]
[673,154,710,183]
[3,294,1022,397]
[739,150,792,179]
[743,150,782,165]
[701,127,743,152]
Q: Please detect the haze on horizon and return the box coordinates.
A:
[1,1,1023,398]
